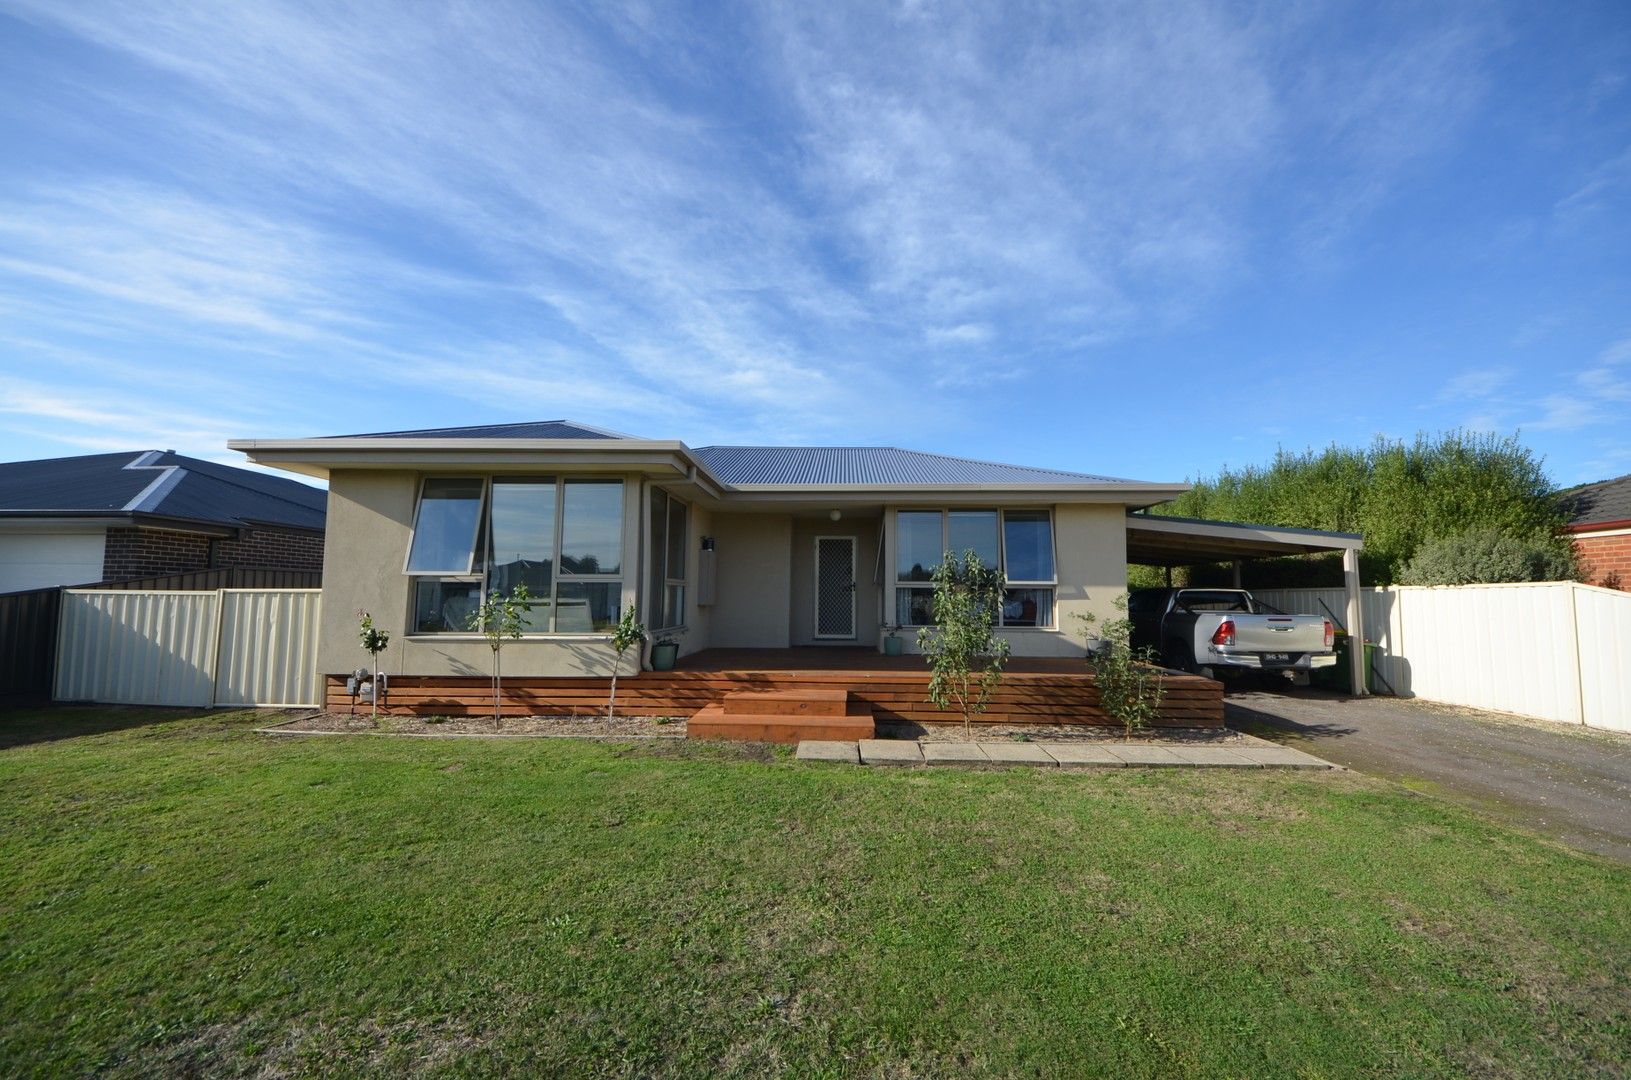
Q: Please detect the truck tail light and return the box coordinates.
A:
[1323,619,1334,648]
[1211,619,1236,647]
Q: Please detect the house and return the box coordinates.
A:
[0,450,326,593]
[229,420,1368,723]
[1558,473,1631,589]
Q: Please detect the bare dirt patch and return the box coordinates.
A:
[269,712,687,738]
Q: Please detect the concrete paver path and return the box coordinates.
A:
[812,735,1333,773]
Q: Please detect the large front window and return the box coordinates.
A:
[894,508,1056,628]
[405,476,625,634]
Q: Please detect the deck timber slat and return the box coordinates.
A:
[324,648,1223,727]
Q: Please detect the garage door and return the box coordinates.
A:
[0,531,105,593]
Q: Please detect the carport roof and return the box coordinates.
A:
[1126,513,1362,567]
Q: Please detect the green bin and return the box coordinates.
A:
[1320,635,1377,693]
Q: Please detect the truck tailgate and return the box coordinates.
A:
[1231,616,1326,653]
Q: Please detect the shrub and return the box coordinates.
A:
[1076,595,1166,739]
[1398,528,1579,586]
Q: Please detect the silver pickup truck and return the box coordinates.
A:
[1128,588,1337,682]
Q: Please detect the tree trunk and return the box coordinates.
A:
[608,661,619,722]
[492,646,502,730]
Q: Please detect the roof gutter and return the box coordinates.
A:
[1564,518,1631,533]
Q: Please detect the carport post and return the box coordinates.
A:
[1342,547,1368,696]
[1230,560,1243,587]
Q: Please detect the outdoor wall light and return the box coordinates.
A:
[829,509,842,522]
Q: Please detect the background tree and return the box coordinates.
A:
[1134,430,1576,587]
[918,550,1011,736]
[467,582,531,729]
[1076,595,1165,740]
[606,605,646,721]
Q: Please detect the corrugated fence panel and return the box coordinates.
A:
[1400,584,1581,724]
[1254,582,1631,731]
[1574,584,1631,733]
[214,590,321,706]
[55,591,220,707]
[0,586,61,703]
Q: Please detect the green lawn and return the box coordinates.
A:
[1,710,1627,1078]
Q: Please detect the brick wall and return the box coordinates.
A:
[211,528,324,572]
[101,526,324,581]
[1574,531,1631,589]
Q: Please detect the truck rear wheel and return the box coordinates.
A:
[1162,639,1196,674]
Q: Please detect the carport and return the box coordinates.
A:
[1125,514,1368,695]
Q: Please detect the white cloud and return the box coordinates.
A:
[0,0,1503,461]
[1439,366,1514,401]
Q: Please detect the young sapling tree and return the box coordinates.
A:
[606,605,647,721]
[467,582,531,729]
[917,550,1011,736]
[1076,594,1166,739]
[356,610,390,723]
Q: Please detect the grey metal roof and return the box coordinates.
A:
[0,451,325,531]
[690,446,1141,486]
[337,420,634,440]
[1558,473,1631,528]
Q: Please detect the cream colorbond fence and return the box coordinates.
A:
[1251,582,1631,733]
[55,589,321,708]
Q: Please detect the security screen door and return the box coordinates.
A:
[814,536,857,639]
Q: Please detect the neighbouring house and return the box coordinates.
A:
[230,420,1369,722]
[1558,473,1631,589]
[0,450,326,593]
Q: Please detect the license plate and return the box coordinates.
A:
[1264,653,1291,662]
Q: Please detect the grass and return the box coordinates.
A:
[1,708,1627,1078]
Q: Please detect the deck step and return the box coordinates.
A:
[720,688,856,717]
[688,704,875,744]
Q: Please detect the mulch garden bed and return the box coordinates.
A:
[267,712,687,738]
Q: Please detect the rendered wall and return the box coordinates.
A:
[317,470,642,680]
[707,512,792,648]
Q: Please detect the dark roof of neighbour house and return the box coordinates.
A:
[337,420,634,440]
[689,445,1139,487]
[0,451,326,532]
[1557,473,1631,530]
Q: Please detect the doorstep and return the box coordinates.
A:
[799,738,1335,771]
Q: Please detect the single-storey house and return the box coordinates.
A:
[1558,473,1631,589]
[230,421,1368,724]
[0,450,326,593]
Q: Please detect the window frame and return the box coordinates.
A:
[892,507,1059,630]
[647,486,689,632]
[403,474,626,637]
[401,476,488,575]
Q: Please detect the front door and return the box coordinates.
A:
[814,536,857,639]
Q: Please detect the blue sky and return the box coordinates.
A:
[0,1,1627,490]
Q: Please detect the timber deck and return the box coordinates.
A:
[324,647,1223,727]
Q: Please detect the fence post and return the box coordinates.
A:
[1569,584,1587,726]
[1342,548,1367,696]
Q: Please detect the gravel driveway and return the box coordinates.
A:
[1228,689,1631,864]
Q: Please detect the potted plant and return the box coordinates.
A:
[881,622,905,656]
[649,628,685,671]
